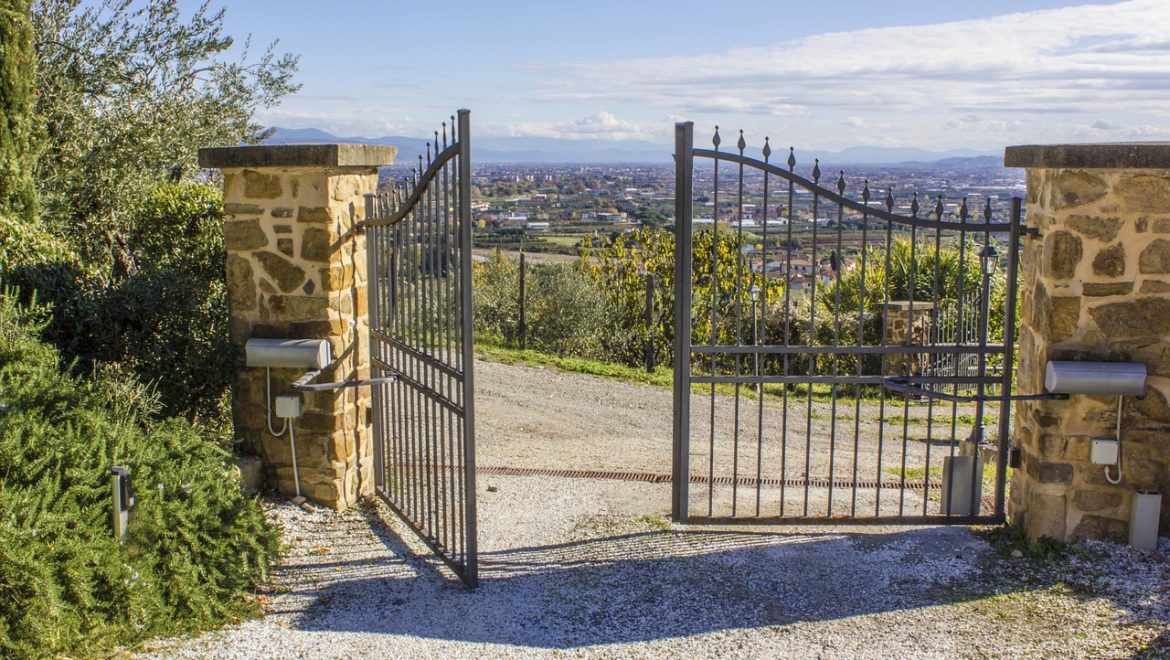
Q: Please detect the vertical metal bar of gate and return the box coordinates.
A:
[994,198,1023,519]
[361,109,477,588]
[672,121,694,522]
[457,110,479,587]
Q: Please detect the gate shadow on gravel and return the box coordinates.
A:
[290,509,1042,648]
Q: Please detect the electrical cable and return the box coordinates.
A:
[1105,395,1123,485]
[265,367,288,437]
[289,420,303,500]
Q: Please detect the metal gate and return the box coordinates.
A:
[672,121,1022,524]
[361,110,477,586]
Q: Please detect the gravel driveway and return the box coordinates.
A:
[142,360,1170,658]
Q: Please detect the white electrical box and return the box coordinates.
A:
[275,395,303,419]
[1090,438,1119,465]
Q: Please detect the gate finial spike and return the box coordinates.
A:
[862,179,871,203]
[426,141,433,166]
[960,197,969,221]
[762,137,771,160]
[787,147,796,170]
[451,114,457,140]
[812,159,821,183]
[837,170,846,195]
[935,195,944,220]
[737,130,746,153]
[911,191,919,218]
[442,122,448,148]
[984,197,993,222]
[885,189,895,213]
[713,126,721,148]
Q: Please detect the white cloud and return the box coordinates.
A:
[526,0,1170,148]
[493,111,661,141]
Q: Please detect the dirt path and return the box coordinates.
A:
[141,360,1170,658]
[476,359,993,519]
[476,359,675,475]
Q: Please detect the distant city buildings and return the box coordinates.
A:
[390,160,1025,274]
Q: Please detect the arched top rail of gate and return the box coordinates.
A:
[686,124,1017,234]
[361,108,468,229]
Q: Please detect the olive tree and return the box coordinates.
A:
[32,0,299,259]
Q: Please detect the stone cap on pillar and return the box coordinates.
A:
[1005,143,1170,169]
[198,143,397,169]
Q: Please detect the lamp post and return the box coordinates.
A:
[978,243,999,277]
[750,283,761,394]
[972,242,999,446]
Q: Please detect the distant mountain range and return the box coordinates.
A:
[264,127,1003,168]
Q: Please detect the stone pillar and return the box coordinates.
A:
[198,144,396,510]
[883,301,934,375]
[1006,143,1170,543]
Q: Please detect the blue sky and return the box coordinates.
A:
[190,0,1170,151]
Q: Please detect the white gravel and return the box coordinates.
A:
[140,361,1170,658]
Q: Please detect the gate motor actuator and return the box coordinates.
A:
[1045,360,1147,474]
[1044,360,1159,551]
[1044,361,1147,485]
[245,338,397,505]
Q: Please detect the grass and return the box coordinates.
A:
[884,465,945,482]
[476,343,674,388]
[635,514,672,531]
[542,234,585,248]
[882,413,998,427]
[476,342,898,406]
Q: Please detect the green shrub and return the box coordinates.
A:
[8,183,235,434]
[525,263,606,357]
[472,250,521,345]
[0,290,277,657]
[0,211,81,273]
[472,251,608,357]
[117,183,233,429]
[128,182,224,281]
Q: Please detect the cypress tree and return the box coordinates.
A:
[0,0,37,223]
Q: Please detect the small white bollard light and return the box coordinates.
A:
[1130,491,1161,553]
[940,454,983,517]
[111,466,135,542]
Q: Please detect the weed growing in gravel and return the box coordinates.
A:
[635,514,672,531]
[978,524,1067,561]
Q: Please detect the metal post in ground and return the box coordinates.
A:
[672,121,694,523]
[518,250,527,350]
[645,272,656,372]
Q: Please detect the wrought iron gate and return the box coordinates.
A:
[672,121,1022,524]
[361,109,477,586]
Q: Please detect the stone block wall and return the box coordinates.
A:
[883,301,935,376]
[199,144,396,509]
[1006,143,1170,543]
